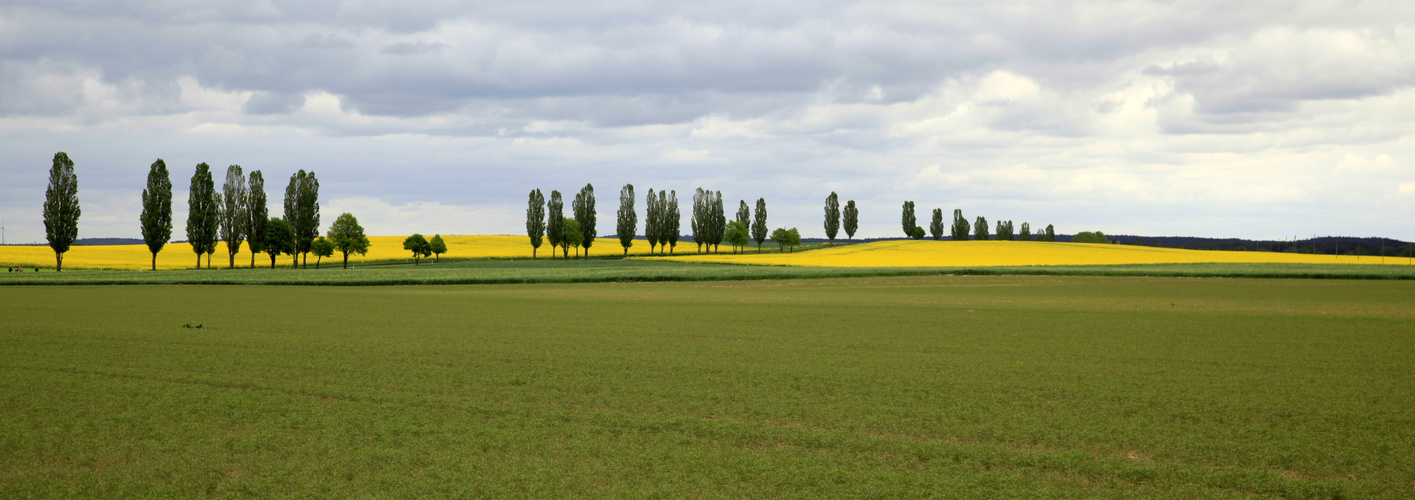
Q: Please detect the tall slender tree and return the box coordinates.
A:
[710,191,726,253]
[823,192,840,245]
[691,188,707,253]
[995,220,1014,241]
[617,184,636,255]
[973,216,990,240]
[751,198,768,252]
[284,170,320,268]
[900,201,916,238]
[140,159,172,271]
[246,171,267,268]
[736,200,750,229]
[929,208,944,240]
[843,200,858,242]
[526,188,545,258]
[283,173,298,267]
[547,190,564,259]
[220,165,247,269]
[43,152,81,272]
[951,209,970,241]
[1044,224,1055,242]
[186,163,218,269]
[573,183,596,258]
[665,190,681,253]
[1019,222,1032,241]
[645,188,660,254]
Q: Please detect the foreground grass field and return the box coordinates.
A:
[2,276,1412,497]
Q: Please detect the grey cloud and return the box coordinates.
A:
[380,41,448,55]
[244,91,308,115]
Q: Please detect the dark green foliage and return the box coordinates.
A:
[527,189,546,258]
[310,237,334,269]
[995,220,1014,241]
[1073,231,1108,244]
[710,191,726,253]
[547,191,564,259]
[186,163,218,269]
[140,159,172,271]
[691,188,707,253]
[429,235,447,262]
[735,200,750,230]
[973,216,989,241]
[843,200,858,242]
[246,171,268,268]
[910,226,926,240]
[283,170,320,268]
[617,184,636,255]
[823,192,840,245]
[403,234,432,264]
[220,165,248,268]
[43,152,81,271]
[725,221,749,254]
[771,227,802,252]
[663,190,680,254]
[573,184,595,257]
[951,209,970,241]
[1019,222,1031,241]
[328,213,370,269]
[263,217,295,269]
[929,208,944,240]
[900,201,916,238]
[645,188,660,254]
[752,198,768,252]
[560,218,583,258]
[1045,224,1056,242]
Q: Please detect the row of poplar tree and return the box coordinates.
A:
[902,203,1056,241]
[38,151,376,271]
[524,185,864,258]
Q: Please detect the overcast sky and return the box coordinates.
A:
[2,0,1413,243]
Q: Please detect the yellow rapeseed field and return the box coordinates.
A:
[650,240,1408,267]
[0,235,662,270]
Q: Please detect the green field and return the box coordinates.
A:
[3,257,1414,286]
[3,276,1412,497]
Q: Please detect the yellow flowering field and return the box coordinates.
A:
[650,240,1407,267]
[0,235,660,270]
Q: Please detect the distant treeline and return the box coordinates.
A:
[1106,235,1415,256]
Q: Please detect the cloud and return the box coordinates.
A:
[243,91,307,115]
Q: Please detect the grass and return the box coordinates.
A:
[3,258,1415,286]
[2,276,1412,497]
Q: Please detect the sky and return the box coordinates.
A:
[2,0,1413,243]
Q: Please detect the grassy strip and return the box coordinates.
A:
[2,259,1413,286]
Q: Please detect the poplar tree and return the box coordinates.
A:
[617,184,636,255]
[929,208,944,240]
[900,201,916,238]
[973,216,989,240]
[710,191,726,253]
[526,189,545,258]
[823,192,840,245]
[951,209,970,241]
[43,152,81,272]
[736,200,750,229]
[1019,222,1032,241]
[573,183,596,258]
[140,159,172,271]
[691,188,707,253]
[220,165,247,268]
[328,212,370,268]
[995,220,1014,240]
[645,188,660,254]
[751,198,768,252]
[246,171,268,268]
[547,190,564,258]
[284,170,320,268]
[1044,224,1056,242]
[186,163,218,269]
[665,190,681,253]
[843,200,858,242]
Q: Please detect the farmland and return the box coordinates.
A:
[2,276,1412,497]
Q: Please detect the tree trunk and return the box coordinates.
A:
[302,253,307,269]
[229,251,235,269]
[55,251,63,272]
[316,256,321,269]
[206,253,211,269]
[250,252,255,269]
[292,253,298,269]
[152,252,157,271]
[270,254,276,269]
[196,254,202,269]
[343,252,349,269]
